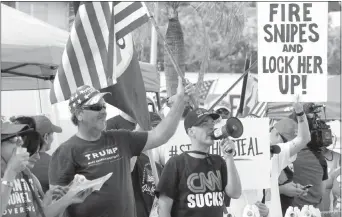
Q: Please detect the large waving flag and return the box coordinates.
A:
[50,2,151,128]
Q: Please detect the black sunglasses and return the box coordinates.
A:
[82,104,106,111]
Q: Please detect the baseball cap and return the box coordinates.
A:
[69,85,110,113]
[1,120,30,142]
[184,108,220,132]
[31,115,62,136]
[273,118,298,142]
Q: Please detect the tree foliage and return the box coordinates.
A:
[328,16,341,75]
[132,3,340,75]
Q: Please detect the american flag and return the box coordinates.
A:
[245,101,275,126]
[248,102,267,117]
[196,80,216,105]
[242,74,277,125]
[243,74,268,118]
[50,2,150,104]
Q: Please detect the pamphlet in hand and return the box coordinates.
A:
[69,173,113,193]
[49,173,113,206]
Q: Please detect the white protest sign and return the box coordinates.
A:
[154,120,191,166]
[258,2,328,102]
[162,118,271,190]
[215,118,271,190]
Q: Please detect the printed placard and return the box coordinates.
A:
[258,2,328,102]
[215,118,271,190]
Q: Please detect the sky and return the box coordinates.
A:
[330,12,341,27]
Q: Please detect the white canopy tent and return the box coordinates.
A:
[1,4,68,90]
[1,4,160,92]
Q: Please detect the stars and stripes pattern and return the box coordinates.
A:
[242,73,268,118]
[196,80,216,105]
[114,2,150,40]
[67,85,99,111]
[50,2,150,104]
[241,73,270,120]
[242,74,276,125]
[245,102,275,126]
[249,101,267,117]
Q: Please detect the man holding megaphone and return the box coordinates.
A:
[156,108,242,217]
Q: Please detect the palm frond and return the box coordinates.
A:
[193,2,247,50]
[189,4,211,105]
[165,2,181,10]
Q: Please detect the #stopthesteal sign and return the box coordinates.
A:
[215,118,271,190]
[258,2,328,102]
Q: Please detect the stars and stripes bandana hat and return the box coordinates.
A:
[68,85,110,113]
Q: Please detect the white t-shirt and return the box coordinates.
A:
[229,142,296,217]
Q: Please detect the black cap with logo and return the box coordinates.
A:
[184,108,220,133]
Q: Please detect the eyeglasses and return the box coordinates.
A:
[82,104,106,111]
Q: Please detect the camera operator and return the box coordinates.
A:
[290,103,329,209]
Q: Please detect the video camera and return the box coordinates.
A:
[305,103,333,149]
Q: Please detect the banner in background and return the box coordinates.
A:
[258,2,328,102]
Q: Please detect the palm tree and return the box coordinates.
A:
[68,2,80,31]
[163,2,247,101]
[163,2,188,97]
[191,2,247,101]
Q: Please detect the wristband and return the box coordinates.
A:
[296,111,304,116]
[2,180,14,188]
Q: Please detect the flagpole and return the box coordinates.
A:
[209,60,258,111]
[236,54,251,117]
[145,5,198,109]
[150,2,158,66]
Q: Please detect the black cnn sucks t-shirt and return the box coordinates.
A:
[49,130,148,217]
[156,152,228,217]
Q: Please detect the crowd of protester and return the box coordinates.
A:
[1,81,340,217]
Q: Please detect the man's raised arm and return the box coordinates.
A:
[289,101,311,157]
[143,78,195,151]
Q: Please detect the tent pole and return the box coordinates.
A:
[36,79,43,114]
[156,92,161,111]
